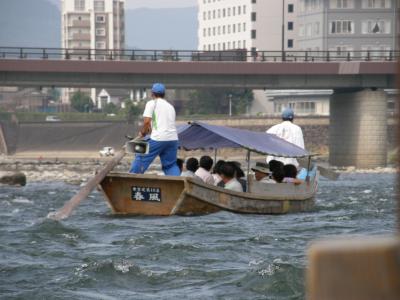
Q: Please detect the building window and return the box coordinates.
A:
[314,22,320,35]
[362,0,391,8]
[96,41,106,49]
[243,22,246,32]
[288,22,294,30]
[251,12,256,21]
[238,6,241,15]
[251,30,256,39]
[94,0,105,12]
[330,0,355,9]
[299,25,305,37]
[362,20,391,34]
[203,28,206,37]
[329,45,354,58]
[96,15,105,23]
[96,28,105,36]
[252,0,256,3]
[243,5,246,14]
[203,12,206,20]
[288,4,294,13]
[74,0,85,11]
[287,39,294,48]
[330,20,354,34]
[223,9,226,17]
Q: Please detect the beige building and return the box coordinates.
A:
[198,0,298,52]
[61,0,125,105]
[198,0,299,115]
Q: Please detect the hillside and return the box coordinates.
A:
[0,0,60,47]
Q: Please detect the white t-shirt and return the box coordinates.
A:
[224,178,243,193]
[266,121,305,167]
[143,98,178,141]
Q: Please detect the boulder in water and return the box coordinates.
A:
[0,171,27,186]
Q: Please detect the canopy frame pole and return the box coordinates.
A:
[214,148,217,164]
[306,156,311,182]
[246,150,251,192]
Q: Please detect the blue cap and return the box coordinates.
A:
[151,83,165,94]
[282,108,294,120]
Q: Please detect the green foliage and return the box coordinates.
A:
[103,102,118,114]
[49,88,61,102]
[186,89,253,116]
[122,100,143,123]
[70,91,94,113]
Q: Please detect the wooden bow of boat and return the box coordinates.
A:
[99,172,318,216]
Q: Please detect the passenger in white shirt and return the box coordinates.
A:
[194,156,215,185]
[266,108,305,168]
[220,162,243,193]
[181,157,199,178]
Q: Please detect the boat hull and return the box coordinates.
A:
[99,173,317,216]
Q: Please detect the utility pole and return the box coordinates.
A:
[229,94,232,117]
[282,0,285,58]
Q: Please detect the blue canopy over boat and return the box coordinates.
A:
[177,122,309,158]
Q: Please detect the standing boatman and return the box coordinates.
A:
[129,83,180,176]
[266,108,305,168]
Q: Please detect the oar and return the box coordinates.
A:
[47,148,126,221]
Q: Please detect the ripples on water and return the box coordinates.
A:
[0,173,396,299]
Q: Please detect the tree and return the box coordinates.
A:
[70,91,93,112]
[186,89,253,116]
[122,100,143,123]
[104,102,118,114]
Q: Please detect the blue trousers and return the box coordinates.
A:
[129,139,180,176]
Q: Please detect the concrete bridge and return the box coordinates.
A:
[0,47,398,168]
[0,59,396,90]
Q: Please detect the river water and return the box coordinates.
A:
[0,173,396,299]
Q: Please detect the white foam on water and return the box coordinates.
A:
[363,190,372,194]
[113,260,135,274]
[12,197,33,204]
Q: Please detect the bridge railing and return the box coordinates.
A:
[0,47,398,62]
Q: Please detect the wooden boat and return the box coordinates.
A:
[99,172,318,216]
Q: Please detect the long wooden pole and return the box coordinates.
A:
[48,148,126,221]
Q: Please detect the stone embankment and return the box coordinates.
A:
[0,156,135,185]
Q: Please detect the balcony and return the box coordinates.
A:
[70,20,90,27]
[70,33,91,41]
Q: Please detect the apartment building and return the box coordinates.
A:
[198,0,299,115]
[198,0,298,52]
[297,0,397,56]
[61,0,125,105]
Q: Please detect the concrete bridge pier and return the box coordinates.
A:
[329,89,388,168]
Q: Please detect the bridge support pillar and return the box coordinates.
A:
[329,89,387,168]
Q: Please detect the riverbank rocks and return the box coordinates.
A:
[0,171,27,186]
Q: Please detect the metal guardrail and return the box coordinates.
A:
[0,47,398,62]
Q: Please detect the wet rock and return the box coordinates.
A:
[0,171,27,186]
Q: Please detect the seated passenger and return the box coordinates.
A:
[176,158,184,175]
[269,160,284,174]
[297,165,317,181]
[283,164,303,185]
[194,155,215,185]
[212,160,225,186]
[251,162,275,184]
[228,161,247,192]
[220,162,243,193]
[272,165,285,183]
[181,157,199,177]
